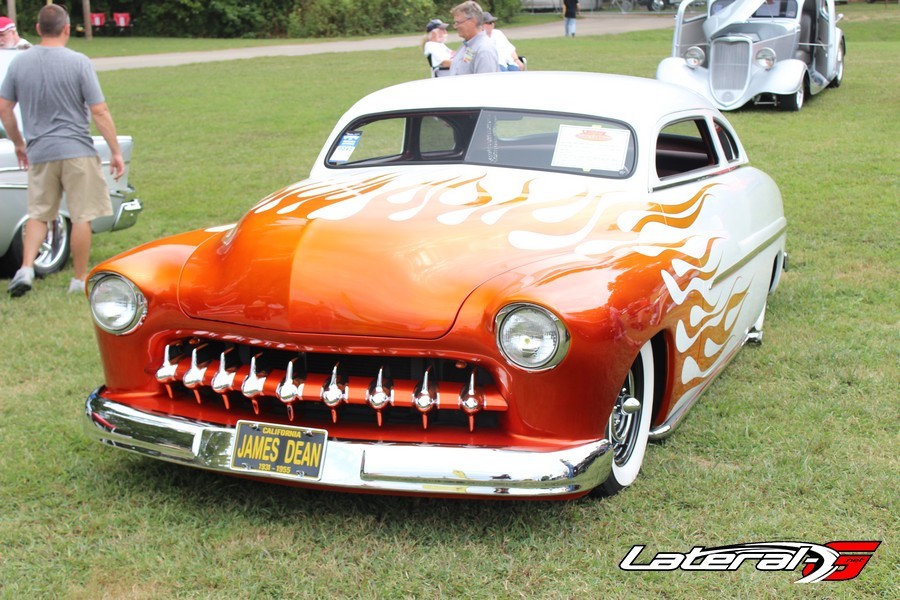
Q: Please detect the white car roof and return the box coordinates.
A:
[338,71,717,131]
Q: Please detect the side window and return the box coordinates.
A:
[714,120,739,162]
[419,116,458,155]
[466,110,635,178]
[327,117,406,165]
[655,119,717,179]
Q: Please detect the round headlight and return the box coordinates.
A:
[89,273,146,335]
[685,46,706,69]
[756,47,776,69]
[495,304,569,371]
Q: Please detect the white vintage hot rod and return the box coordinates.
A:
[657,0,845,111]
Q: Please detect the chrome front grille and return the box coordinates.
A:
[155,337,507,431]
[710,38,751,104]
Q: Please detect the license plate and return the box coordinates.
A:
[230,420,327,481]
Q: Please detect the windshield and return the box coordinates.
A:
[326,109,636,179]
[710,0,799,18]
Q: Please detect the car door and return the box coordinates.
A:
[814,0,839,81]
[649,113,785,395]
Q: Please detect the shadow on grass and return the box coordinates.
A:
[97,453,613,540]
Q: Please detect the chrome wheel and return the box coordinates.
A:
[595,340,655,496]
[779,81,805,111]
[0,216,72,278]
[829,42,844,88]
[33,216,72,275]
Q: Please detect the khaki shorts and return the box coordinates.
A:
[28,156,112,223]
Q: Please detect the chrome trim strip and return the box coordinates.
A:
[711,223,787,288]
[84,390,613,497]
[653,168,725,192]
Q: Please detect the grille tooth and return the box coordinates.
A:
[156,343,187,383]
[276,357,305,420]
[366,367,393,427]
[211,348,237,398]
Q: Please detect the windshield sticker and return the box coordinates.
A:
[551,125,630,173]
[330,131,362,164]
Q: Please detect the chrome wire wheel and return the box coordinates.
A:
[595,340,655,496]
[611,375,641,466]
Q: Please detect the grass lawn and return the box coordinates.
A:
[0,4,896,598]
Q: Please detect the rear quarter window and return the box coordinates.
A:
[655,119,718,179]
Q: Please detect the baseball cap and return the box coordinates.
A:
[0,17,16,33]
[482,12,498,24]
[426,19,448,33]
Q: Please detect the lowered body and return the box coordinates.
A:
[83,72,786,499]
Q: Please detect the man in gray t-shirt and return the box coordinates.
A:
[449,1,499,76]
[0,4,124,298]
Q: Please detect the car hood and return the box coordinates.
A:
[178,167,636,339]
[704,0,767,38]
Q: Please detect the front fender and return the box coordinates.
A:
[747,59,807,96]
[452,252,673,441]
[656,58,711,100]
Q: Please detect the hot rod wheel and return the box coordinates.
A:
[779,77,806,112]
[0,215,71,276]
[829,41,845,89]
[594,340,655,496]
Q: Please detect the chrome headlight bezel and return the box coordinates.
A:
[685,46,706,69]
[755,47,777,69]
[88,273,147,335]
[495,303,570,372]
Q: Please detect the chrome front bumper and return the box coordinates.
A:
[84,390,613,498]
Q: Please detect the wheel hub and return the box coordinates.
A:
[610,378,642,466]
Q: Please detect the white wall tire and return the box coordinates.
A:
[595,340,655,496]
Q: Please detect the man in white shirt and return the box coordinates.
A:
[482,13,524,72]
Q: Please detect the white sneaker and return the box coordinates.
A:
[68,278,86,294]
[7,267,34,297]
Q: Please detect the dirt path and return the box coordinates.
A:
[92,13,673,72]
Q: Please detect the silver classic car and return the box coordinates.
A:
[0,50,141,277]
[656,0,845,110]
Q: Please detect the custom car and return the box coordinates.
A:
[0,49,142,276]
[656,0,845,111]
[83,72,786,499]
